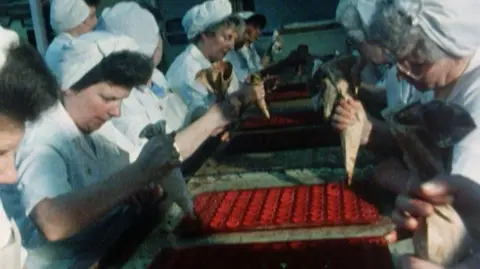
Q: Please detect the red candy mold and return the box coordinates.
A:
[175,183,380,237]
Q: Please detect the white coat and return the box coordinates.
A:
[1,103,136,269]
[44,33,74,80]
[224,43,263,82]
[444,48,480,184]
[166,44,241,119]
[0,200,26,269]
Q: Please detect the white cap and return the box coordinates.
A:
[182,0,233,40]
[335,0,383,41]
[98,1,160,57]
[237,11,266,29]
[50,0,91,33]
[0,26,20,70]
[393,0,480,57]
[59,31,140,90]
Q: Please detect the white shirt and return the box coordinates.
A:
[224,43,263,82]
[44,33,74,80]
[445,48,480,184]
[0,199,26,269]
[166,44,240,120]
[1,102,137,269]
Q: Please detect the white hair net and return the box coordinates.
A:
[393,0,480,57]
[50,0,90,33]
[182,0,232,40]
[59,31,140,90]
[97,1,160,57]
[0,26,20,70]
[335,0,383,41]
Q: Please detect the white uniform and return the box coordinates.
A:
[166,44,241,119]
[0,200,26,269]
[225,43,263,82]
[0,103,137,269]
[445,48,480,184]
[44,33,74,80]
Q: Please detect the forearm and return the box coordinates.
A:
[175,112,223,160]
[364,116,402,157]
[32,164,149,241]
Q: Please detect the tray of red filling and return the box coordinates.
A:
[175,183,380,237]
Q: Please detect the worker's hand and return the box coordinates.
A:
[331,99,371,145]
[263,74,280,92]
[135,126,181,180]
[392,175,480,236]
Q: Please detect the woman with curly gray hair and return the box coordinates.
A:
[341,1,480,268]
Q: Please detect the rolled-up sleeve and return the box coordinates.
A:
[16,146,71,215]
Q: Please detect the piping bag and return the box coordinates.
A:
[382,100,476,266]
[139,121,195,220]
[318,54,364,185]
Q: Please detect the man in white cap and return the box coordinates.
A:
[1,31,182,269]
[166,0,266,124]
[0,26,59,269]
[44,0,98,78]
[225,11,308,84]
[224,11,267,82]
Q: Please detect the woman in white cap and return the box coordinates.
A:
[332,0,432,157]
[1,32,182,269]
[166,0,265,123]
[93,1,241,219]
[44,0,98,77]
[336,2,480,263]
[0,26,59,269]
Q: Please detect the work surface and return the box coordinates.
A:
[96,82,413,269]
[115,146,413,269]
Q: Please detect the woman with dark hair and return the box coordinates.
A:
[0,26,59,269]
[1,31,182,269]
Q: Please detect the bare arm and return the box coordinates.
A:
[31,163,151,242]
[174,103,231,160]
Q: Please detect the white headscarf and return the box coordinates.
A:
[97,1,160,57]
[50,0,91,33]
[0,26,20,70]
[182,0,232,40]
[335,0,383,41]
[59,31,140,90]
[393,0,480,57]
